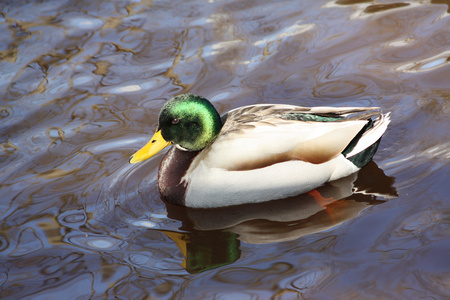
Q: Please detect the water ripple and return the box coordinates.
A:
[396,50,450,72]
[65,232,125,251]
[0,0,449,299]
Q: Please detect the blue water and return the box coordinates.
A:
[0,0,449,298]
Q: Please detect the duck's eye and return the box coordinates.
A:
[172,118,180,124]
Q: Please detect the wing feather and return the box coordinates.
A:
[197,104,383,171]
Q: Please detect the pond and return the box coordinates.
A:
[0,0,449,299]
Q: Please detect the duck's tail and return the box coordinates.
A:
[343,112,391,168]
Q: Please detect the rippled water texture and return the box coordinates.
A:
[1,0,449,299]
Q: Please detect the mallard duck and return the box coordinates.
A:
[130,93,390,208]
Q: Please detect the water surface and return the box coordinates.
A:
[0,0,449,299]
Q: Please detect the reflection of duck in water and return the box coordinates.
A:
[130,94,391,208]
[167,160,397,244]
[163,161,397,272]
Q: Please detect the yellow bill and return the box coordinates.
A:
[129,130,171,164]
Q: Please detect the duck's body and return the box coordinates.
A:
[130,94,390,208]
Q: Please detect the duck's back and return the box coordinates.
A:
[203,104,382,171]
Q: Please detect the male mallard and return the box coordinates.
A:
[130,94,390,208]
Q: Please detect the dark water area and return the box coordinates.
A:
[1,0,449,299]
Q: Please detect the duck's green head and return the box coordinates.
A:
[130,94,222,164]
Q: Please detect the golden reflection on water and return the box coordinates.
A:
[0,0,449,299]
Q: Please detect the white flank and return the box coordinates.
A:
[183,155,359,208]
